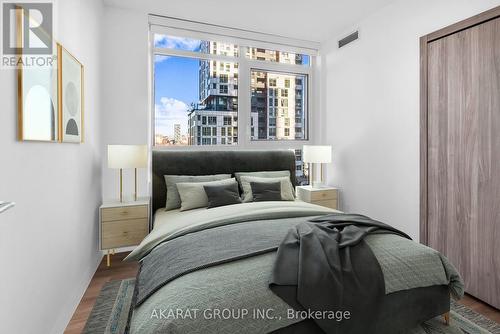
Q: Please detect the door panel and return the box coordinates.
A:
[426,17,500,308]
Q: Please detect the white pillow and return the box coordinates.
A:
[239,176,295,202]
[176,178,237,211]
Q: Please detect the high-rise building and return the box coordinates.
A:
[188,41,239,145]
[188,44,306,145]
[174,124,181,143]
[248,48,306,141]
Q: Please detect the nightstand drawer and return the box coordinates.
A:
[310,190,338,201]
[312,199,338,210]
[101,205,148,222]
[101,218,148,249]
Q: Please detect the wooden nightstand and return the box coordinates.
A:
[296,186,339,210]
[100,198,150,266]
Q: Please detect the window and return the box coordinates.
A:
[250,70,307,141]
[202,127,211,136]
[154,34,239,57]
[151,18,315,186]
[245,47,310,66]
[154,52,238,146]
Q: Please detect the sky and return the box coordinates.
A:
[154,35,202,138]
[155,55,200,137]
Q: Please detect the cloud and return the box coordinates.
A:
[155,97,191,136]
[155,55,170,63]
[154,35,201,52]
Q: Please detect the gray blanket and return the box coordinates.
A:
[135,217,307,306]
[269,213,412,334]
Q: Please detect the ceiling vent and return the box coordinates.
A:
[338,31,359,48]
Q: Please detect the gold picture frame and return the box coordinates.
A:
[57,43,84,143]
[17,8,59,142]
[16,8,84,143]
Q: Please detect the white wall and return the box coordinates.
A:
[0,0,103,333]
[101,6,150,202]
[321,0,500,240]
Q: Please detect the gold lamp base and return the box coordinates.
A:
[118,168,139,203]
[309,163,326,189]
[119,168,123,202]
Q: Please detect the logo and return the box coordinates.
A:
[1,1,54,68]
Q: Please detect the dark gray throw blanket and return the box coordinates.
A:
[269,213,412,334]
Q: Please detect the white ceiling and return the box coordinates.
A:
[103,0,396,42]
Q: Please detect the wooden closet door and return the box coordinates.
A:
[426,17,500,308]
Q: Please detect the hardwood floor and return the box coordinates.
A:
[459,294,500,324]
[64,252,138,334]
[65,252,500,334]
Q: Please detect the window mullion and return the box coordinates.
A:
[237,46,250,147]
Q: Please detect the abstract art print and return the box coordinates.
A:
[16,7,58,142]
[58,44,84,143]
[18,54,59,141]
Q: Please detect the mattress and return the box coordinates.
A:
[126,201,463,334]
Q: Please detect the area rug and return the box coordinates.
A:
[83,279,500,334]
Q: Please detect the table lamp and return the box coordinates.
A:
[303,145,332,188]
[108,145,148,202]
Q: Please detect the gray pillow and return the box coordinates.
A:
[234,170,291,185]
[164,174,231,211]
[250,181,282,202]
[239,176,295,202]
[177,178,237,211]
[204,182,242,209]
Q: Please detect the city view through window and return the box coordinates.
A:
[153,34,310,184]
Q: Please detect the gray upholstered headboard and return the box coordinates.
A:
[152,150,297,213]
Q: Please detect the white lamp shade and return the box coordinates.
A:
[108,145,148,169]
[303,145,332,163]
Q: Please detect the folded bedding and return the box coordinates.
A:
[126,201,464,334]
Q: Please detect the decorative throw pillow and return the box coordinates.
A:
[250,181,282,202]
[239,176,295,202]
[203,182,242,209]
[234,170,291,186]
[176,178,237,211]
[164,174,231,211]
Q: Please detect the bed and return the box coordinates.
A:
[125,150,463,334]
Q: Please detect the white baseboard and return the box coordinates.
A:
[51,253,102,334]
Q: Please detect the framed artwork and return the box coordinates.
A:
[58,44,84,143]
[18,56,59,141]
[17,9,58,142]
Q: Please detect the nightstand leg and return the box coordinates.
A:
[106,250,111,267]
[443,312,450,325]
